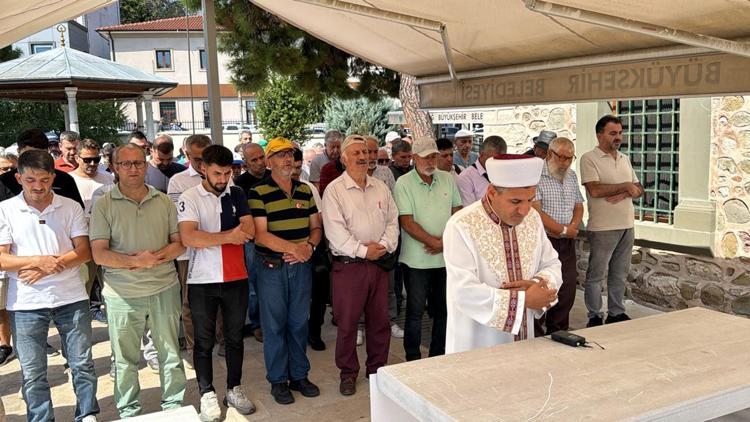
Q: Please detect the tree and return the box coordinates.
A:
[120,0,187,24]
[0,46,21,62]
[324,97,396,141]
[255,77,321,143]
[0,100,126,147]
[182,1,432,135]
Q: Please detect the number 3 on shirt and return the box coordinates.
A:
[178,201,185,212]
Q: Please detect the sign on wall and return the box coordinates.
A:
[418,53,750,108]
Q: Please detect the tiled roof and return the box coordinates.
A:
[97,15,211,32]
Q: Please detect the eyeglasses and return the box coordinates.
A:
[377,159,390,165]
[80,157,101,164]
[272,150,295,159]
[550,149,576,162]
[115,160,147,169]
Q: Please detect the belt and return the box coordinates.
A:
[331,255,369,265]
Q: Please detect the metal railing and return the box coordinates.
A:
[119,120,258,133]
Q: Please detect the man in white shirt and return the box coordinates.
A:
[167,134,223,365]
[71,139,114,327]
[178,145,256,419]
[0,150,99,422]
[323,135,399,396]
[70,140,114,216]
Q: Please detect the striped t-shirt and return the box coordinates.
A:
[248,176,318,256]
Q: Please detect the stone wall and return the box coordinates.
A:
[712,96,750,259]
[575,241,750,317]
[483,104,577,152]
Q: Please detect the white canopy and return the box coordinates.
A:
[0,1,116,49]
[251,0,750,108]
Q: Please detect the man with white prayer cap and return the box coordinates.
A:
[443,153,562,353]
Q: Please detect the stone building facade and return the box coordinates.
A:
[483,97,750,318]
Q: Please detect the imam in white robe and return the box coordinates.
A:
[444,200,562,354]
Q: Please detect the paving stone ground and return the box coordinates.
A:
[1,291,746,421]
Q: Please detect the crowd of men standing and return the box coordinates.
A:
[0,114,642,422]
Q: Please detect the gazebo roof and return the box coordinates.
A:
[0,46,176,101]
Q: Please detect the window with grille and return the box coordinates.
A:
[159,102,176,127]
[616,99,680,224]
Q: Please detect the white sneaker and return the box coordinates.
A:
[199,391,221,422]
[356,329,364,346]
[224,386,256,415]
[390,324,405,338]
[81,415,98,422]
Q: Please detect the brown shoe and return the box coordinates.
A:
[253,328,263,343]
[339,377,356,396]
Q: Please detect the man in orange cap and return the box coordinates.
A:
[248,137,323,405]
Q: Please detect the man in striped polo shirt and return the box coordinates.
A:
[177,145,255,420]
[249,137,323,405]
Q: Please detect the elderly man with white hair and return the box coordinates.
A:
[452,129,478,169]
[323,135,399,396]
[393,136,462,361]
[443,154,562,353]
[532,137,584,336]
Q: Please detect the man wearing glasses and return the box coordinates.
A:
[70,140,114,215]
[531,137,584,335]
[70,139,114,325]
[249,137,322,405]
[90,144,186,418]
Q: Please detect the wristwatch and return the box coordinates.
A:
[560,226,568,238]
[307,240,316,251]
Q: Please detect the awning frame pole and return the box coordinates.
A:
[296,0,458,81]
[524,0,750,59]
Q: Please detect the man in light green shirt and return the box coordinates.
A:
[90,144,186,418]
[393,136,462,361]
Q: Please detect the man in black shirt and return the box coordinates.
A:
[151,135,186,179]
[0,128,84,209]
[234,143,270,196]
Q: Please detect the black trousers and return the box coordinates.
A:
[308,245,331,340]
[188,280,249,395]
[403,266,446,361]
[535,237,578,336]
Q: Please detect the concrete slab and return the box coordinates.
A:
[1,291,746,421]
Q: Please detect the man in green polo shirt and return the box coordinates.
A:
[90,144,187,418]
[393,136,462,361]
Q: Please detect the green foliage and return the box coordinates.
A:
[182,0,399,101]
[0,101,126,147]
[0,103,64,147]
[78,101,128,144]
[120,0,187,24]
[0,46,21,62]
[255,77,321,143]
[324,97,396,141]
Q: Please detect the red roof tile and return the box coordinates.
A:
[97,16,214,32]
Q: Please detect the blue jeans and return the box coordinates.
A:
[10,300,99,422]
[244,242,261,329]
[255,252,312,384]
